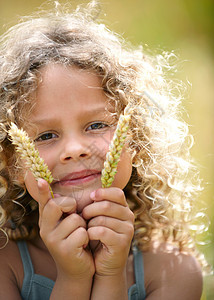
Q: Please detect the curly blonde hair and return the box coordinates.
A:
[0,2,209,271]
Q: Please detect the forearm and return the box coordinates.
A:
[50,275,93,300]
[91,270,128,300]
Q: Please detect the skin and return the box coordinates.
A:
[0,63,203,300]
[24,63,134,299]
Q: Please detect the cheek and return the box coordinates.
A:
[36,148,55,169]
[100,131,114,153]
[91,132,113,161]
[112,150,132,189]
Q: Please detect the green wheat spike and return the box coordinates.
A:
[101,108,130,188]
[8,122,54,198]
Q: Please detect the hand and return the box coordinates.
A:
[82,187,135,277]
[37,179,95,280]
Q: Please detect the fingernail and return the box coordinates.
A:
[37,178,43,189]
[53,193,61,198]
[90,191,96,199]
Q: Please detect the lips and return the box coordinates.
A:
[53,169,101,186]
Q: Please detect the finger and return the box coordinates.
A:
[37,178,52,207]
[90,187,127,206]
[52,196,77,214]
[82,201,135,222]
[37,178,52,222]
[39,195,77,235]
[66,227,89,251]
[39,199,63,234]
[87,226,125,249]
[52,213,86,240]
[88,216,134,236]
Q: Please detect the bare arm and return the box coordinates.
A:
[0,275,23,300]
[0,240,23,300]
[144,247,203,300]
[50,276,93,300]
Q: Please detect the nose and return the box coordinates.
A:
[59,135,91,163]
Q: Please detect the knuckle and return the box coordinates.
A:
[70,213,80,223]
[120,231,134,249]
[42,231,55,246]
[96,226,106,236]
[126,223,134,237]
[76,226,87,236]
[96,216,106,226]
[128,210,135,223]
[116,188,125,199]
[39,227,45,239]
[47,198,57,209]
[102,201,111,211]
[38,217,42,229]
[44,200,61,216]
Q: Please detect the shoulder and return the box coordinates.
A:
[142,242,203,300]
[0,237,23,299]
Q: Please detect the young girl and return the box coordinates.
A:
[0,2,207,299]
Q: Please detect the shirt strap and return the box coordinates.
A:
[133,245,146,299]
[17,240,34,299]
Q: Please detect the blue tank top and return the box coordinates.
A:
[17,241,146,299]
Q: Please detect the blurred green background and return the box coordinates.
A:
[0,0,213,298]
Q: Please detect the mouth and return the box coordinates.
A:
[53,169,101,186]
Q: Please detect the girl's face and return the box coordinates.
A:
[24,64,132,213]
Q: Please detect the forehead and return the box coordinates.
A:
[29,63,114,120]
[39,63,102,87]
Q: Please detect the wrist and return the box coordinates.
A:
[91,270,128,300]
[94,264,127,278]
[93,268,127,289]
[56,259,95,281]
[57,268,94,282]
[51,275,93,300]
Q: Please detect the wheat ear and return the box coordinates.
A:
[8,122,54,198]
[101,107,131,188]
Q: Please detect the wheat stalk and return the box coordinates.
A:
[101,107,131,188]
[8,122,54,198]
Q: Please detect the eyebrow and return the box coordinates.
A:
[31,106,112,124]
[79,106,109,116]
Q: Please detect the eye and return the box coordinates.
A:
[35,132,58,142]
[86,122,109,131]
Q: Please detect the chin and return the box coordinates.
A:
[76,198,93,214]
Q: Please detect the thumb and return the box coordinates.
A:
[37,178,52,212]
